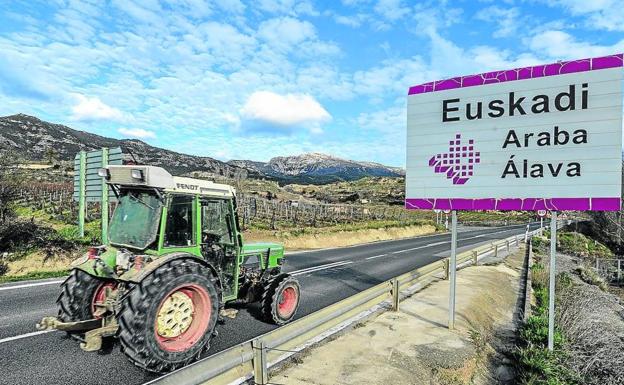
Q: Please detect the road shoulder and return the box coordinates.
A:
[271,248,526,385]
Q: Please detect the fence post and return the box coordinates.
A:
[472,250,478,266]
[493,244,498,258]
[444,259,450,280]
[252,339,268,385]
[391,278,399,312]
[506,240,510,254]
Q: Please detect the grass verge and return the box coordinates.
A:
[515,262,581,385]
[0,269,69,283]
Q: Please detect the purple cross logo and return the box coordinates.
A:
[429,133,480,185]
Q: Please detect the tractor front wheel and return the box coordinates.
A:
[117,259,219,373]
[261,274,300,325]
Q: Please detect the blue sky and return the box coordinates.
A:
[1,0,623,167]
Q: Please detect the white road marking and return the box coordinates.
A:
[0,330,53,344]
[392,241,449,254]
[291,261,353,276]
[365,254,387,260]
[0,279,64,292]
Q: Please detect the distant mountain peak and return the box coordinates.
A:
[229,152,404,184]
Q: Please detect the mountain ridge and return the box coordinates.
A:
[0,113,403,184]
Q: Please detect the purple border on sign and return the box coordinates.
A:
[406,54,623,211]
[407,54,624,95]
[405,198,621,211]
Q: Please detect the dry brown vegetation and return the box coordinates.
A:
[245,223,437,250]
[556,274,624,385]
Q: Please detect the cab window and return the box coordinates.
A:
[164,195,196,247]
[201,200,233,245]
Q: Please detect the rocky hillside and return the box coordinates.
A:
[229,153,404,184]
[0,114,404,184]
[0,114,248,178]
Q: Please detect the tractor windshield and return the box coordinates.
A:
[109,190,163,250]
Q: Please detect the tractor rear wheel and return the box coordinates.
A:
[57,269,113,322]
[117,259,220,373]
[261,274,300,325]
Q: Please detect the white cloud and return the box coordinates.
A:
[255,0,318,16]
[240,91,331,128]
[528,30,624,60]
[257,17,316,52]
[118,127,156,139]
[475,6,521,38]
[70,94,124,121]
[374,0,410,21]
[334,14,365,28]
[547,0,624,31]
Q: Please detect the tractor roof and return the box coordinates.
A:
[104,165,236,198]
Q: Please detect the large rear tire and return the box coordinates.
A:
[261,274,300,325]
[57,269,112,322]
[117,259,220,373]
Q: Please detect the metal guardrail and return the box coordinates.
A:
[150,226,551,385]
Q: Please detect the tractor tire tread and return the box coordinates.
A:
[117,258,219,373]
[260,274,300,325]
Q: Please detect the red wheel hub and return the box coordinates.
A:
[277,286,298,318]
[154,284,211,353]
[91,282,117,318]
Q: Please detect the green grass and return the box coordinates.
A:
[0,270,70,283]
[534,231,613,259]
[515,266,582,385]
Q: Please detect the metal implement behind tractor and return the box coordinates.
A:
[37,165,301,373]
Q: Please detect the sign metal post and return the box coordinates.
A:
[101,148,109,244]
[78,151,86,237]
[548,211,557,350]
[448,210,457,329]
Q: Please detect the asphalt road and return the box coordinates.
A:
[0,223,538,385]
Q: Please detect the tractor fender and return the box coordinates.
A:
[119,252,222,293]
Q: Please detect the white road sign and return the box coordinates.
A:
[405,54,623,211]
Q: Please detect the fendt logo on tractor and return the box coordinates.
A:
[36,165,301,372]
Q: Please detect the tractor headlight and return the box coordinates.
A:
[131,169,144,181]
[97,168,110,179]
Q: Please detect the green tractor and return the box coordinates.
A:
[37,165,301,372]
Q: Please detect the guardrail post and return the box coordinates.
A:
[494,244,498,258]
[506,240,510,254]
[253,339,268,385]
[391,278,399,312]
[472,250,478,266]
[444,259,449,280]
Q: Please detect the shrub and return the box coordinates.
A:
[576,266,608,292]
